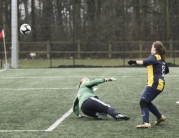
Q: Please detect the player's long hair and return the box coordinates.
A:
[153,41,166,62]
[77,78,90,88]
[77,80,83,88]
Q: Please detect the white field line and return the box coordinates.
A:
[0,77,65,79]
[45,108,73,132]
[0,88,76,91]
[0,76,106,79]
[0,108,73,133]
[0,75,177,79]
[0,76,142,79]
[0,130,45,132]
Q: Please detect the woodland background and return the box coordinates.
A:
[0,0,178,66]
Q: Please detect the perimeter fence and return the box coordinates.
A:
[0,40,178,68]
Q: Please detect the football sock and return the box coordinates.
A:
[107,107,119,119]
[148,103,161,119]
[141,108,149,123]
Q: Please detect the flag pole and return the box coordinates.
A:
[2,30,7,64]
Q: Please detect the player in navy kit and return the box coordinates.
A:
[128,41,169,128]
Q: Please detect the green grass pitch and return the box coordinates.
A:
[0,68,178,138]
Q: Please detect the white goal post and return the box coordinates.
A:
[11,0,19,68]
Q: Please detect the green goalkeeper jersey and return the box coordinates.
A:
[73,78,105,116]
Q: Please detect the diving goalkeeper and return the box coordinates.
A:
[72,77,130,121]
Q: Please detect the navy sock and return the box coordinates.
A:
[107,107,119,119]
[148,103,161,119]
[141,108,149,123]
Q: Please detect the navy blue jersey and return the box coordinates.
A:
[143,54,169,90]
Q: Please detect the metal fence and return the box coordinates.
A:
[0,41,178,68]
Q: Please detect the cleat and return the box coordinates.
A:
[155,115,166,125]
[95,112,108,120]
[115,114,130,120]
[136,123,151,128]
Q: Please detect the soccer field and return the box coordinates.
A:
[0,68,178,138]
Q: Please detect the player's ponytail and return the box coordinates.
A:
[77,81,83,89]
[153,41,166,62]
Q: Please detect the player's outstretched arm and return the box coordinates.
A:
[136,60,143,65]
[128,60,143,65]
[104,77,117,82]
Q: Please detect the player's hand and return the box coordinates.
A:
[128,60,136,65]
[78,114,85,118]
[105,77,117,82]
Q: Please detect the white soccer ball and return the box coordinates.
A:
[20,24,31,35]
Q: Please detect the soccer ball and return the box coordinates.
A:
[20,24,31,35]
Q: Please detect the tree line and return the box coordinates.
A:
[0,0,179,45]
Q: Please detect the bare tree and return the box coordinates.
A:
[73,0,81,40]
[41,0,53,41]
[31,0,37,41]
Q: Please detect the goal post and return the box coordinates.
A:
[11,0,19,68]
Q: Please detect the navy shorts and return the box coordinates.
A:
[141,86,163,103]
[81,97,109,117]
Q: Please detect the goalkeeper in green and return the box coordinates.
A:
[72,77,130,120]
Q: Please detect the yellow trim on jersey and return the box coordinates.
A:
[147,65,154,86]
[147,54,164,90]
[155,54,161,60]
[157,79,164,90]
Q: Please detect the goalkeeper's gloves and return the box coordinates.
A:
[128,60,136,65]
[104,77,117,82]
